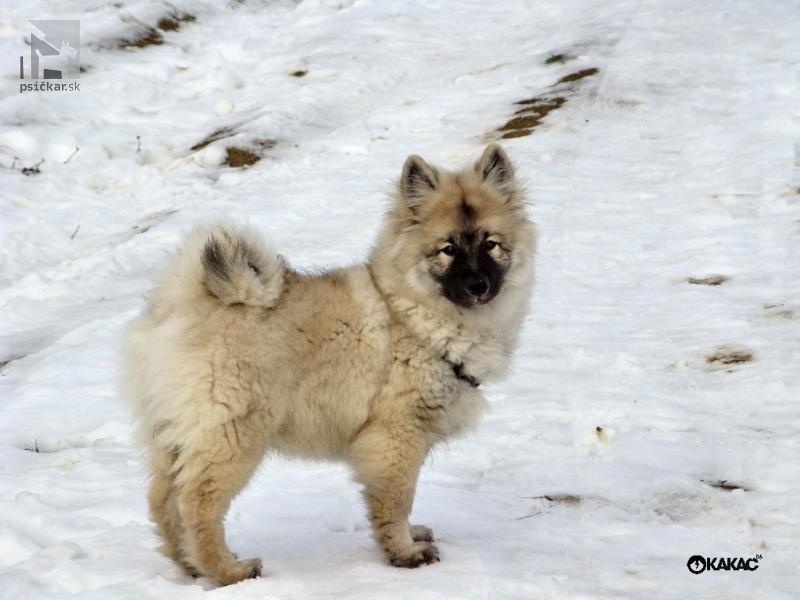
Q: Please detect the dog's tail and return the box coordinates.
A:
[198,223,286,308]
[148,222,286,311]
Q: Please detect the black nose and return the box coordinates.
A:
[466,275,489,297]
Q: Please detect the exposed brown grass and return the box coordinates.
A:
[499,97,568,138]
[555,68,599,85]
[119,28,164,49]
[191,127,236,152]
[494,66,598,139]
[545,53,574,65]
[224,147,260,168]
[688,275,728,286]
[157,12,196,32]
[705,348,754,365]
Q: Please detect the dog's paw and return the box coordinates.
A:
[180,561,202,578]
[410,524,434,542]
[387,542,440,568]
[214,557,263,586]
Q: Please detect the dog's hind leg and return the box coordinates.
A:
[147,447,199,576]
[174,418,266,586]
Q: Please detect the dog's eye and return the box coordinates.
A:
[440,245,456,256]
[482,240,497,251]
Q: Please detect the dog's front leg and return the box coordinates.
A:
[350,424,439,568]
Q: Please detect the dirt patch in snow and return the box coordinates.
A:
[494,67,599,139]
[764,304,795,319]
[688,275,728,286]
[705,346,754,366]
[499,97,568,139]
[116,12,196,49]
[554,68,599,85]
[532,494,584,506]
[157,12,196,32]
[224,139,278,167]
[544,53,576,65]
[191,127,236,152]
[701,479,750,492]
[119,28,163,49]
[224,147,260,168]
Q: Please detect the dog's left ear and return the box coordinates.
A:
[476,144,514,188]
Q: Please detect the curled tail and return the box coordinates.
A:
[199,223,286,308]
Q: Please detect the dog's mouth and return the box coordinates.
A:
[444,284,500,308]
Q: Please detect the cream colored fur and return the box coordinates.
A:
[121,144,535,586]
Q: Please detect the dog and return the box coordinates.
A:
[121,144,536,585]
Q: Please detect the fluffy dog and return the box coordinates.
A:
[122,144,536,585]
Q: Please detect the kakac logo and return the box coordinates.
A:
[19,20,81,93]
[687,554,762,574]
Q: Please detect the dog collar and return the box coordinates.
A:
[447,359,480,388]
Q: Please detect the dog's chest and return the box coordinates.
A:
[390,338,488,440]
[426,382,488,440]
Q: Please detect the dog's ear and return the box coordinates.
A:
[476,144,514,188]
[401,154,438,209]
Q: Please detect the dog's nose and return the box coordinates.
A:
[466,275,489,298]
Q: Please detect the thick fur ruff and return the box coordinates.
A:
[121,144,535,586]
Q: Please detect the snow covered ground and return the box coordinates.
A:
[1,0,798,597]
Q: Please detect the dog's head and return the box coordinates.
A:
[374,144,534,310]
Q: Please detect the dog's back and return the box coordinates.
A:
[122,224,393,460]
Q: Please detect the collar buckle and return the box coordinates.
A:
[449,360,480,388]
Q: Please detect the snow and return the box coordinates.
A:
[1,0,799,597]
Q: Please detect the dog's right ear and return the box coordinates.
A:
[401,155,438,210]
